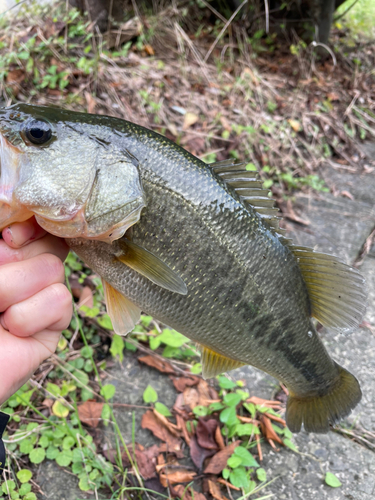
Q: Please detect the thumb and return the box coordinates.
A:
[2,217,47,249]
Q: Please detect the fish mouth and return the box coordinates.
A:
[0,134,33,232]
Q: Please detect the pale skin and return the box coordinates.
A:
[0,218,73,405]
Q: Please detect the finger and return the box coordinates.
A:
[2,217,47,248]
[0,283,73,337]
[0,328,61,405]
[0,253,66,311]
[0,233,69,266]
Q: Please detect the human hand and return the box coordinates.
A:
[0,218,72,405]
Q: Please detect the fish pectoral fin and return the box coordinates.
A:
[290,246,367,332]
[102,279,141,335]
[116,239,187,295]
[286,362,361,433]
[200,345,245,379]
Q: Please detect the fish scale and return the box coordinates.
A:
[0,103,366,433]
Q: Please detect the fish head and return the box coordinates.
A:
[0,104,145,242]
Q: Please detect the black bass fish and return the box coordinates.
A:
[0,104,366,433]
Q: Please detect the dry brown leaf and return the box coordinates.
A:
[78,286,94,309]
[204,440,241,474]
[183,387,200,410]
[84,91,96,114]
[159,469,196,487]
[144,44,155,56]
[196,419,218,450]
[138,355,176,375]
[173,376,199,393]
[217,478,240,491]
[288,118,302,132]
[176,414,191,445]
[183,112,199,130]
[190,435,216,470]
[141,410,181,452]
[260,415,283,445]
[208,479,229,500]
[215,425,225,450]
[77,401,103,428]
[246,396,282,407]
[6,69,25,85]
[135,445,159,479]
[153,409,181,437]
[173,484,207,500]
[42,398,54,408]
[197,379,218,405]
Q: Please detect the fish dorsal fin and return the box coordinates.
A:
[290,246,367,331]
[116,238,187,295]
[209,160,281,232]
[102,279,141,335]
[199,344,245,379]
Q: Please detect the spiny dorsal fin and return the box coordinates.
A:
[199,344,245,379]
[116,238,187,295]
[290,247,367,332]
[209,160,281,233]
[102,279,141,335]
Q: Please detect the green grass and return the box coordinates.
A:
[336,0,375,38]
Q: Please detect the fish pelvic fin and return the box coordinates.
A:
[290,246,367,332]
[286,362,362,433]
[103,279,141,335]
[116,238,187,295]
[199,344,245,379]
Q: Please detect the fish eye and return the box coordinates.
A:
[23,119,52,145]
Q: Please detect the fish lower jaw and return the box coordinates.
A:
[0,204,34,231]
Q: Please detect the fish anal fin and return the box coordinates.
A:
[102,279,141,335]
[117,238,187,295]
[290,246,367,331]
[200,345,245,379]
[286,362,361,433]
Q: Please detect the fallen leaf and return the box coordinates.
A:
[141,410,181,452]
[144,44,155,56]
[215,425,225,450]
[173,484,207,500]
[197,379,218,405]
[6,69,25,85]
[176,414,190,445]
[183,387,200,410]
[78,286,94,309]
[340,190,354,200]
[159,469,196,487]
[78,401,104,428]
[196,419,219,450]
[217,478,240,491]
[144,477,165,494]
[153,409,181,437]
[288,118,302,132]
[204,440,241,474]
[327,92,340,101]
[183,112,199,130]
[84,91,96,114]
[6,69,25,95]
[189,435,216,470]
[42,398,54,408]
[173,376,199,392]
[208,479,229,500]
[135,445,159,479]
[259,415,283,445]
[246,396,282,408]
[138,355,176,375]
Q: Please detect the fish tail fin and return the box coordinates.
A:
[286,362,361,433]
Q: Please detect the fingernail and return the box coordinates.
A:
[4,220,35,247]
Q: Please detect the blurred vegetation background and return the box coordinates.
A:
[0,1,373,499]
